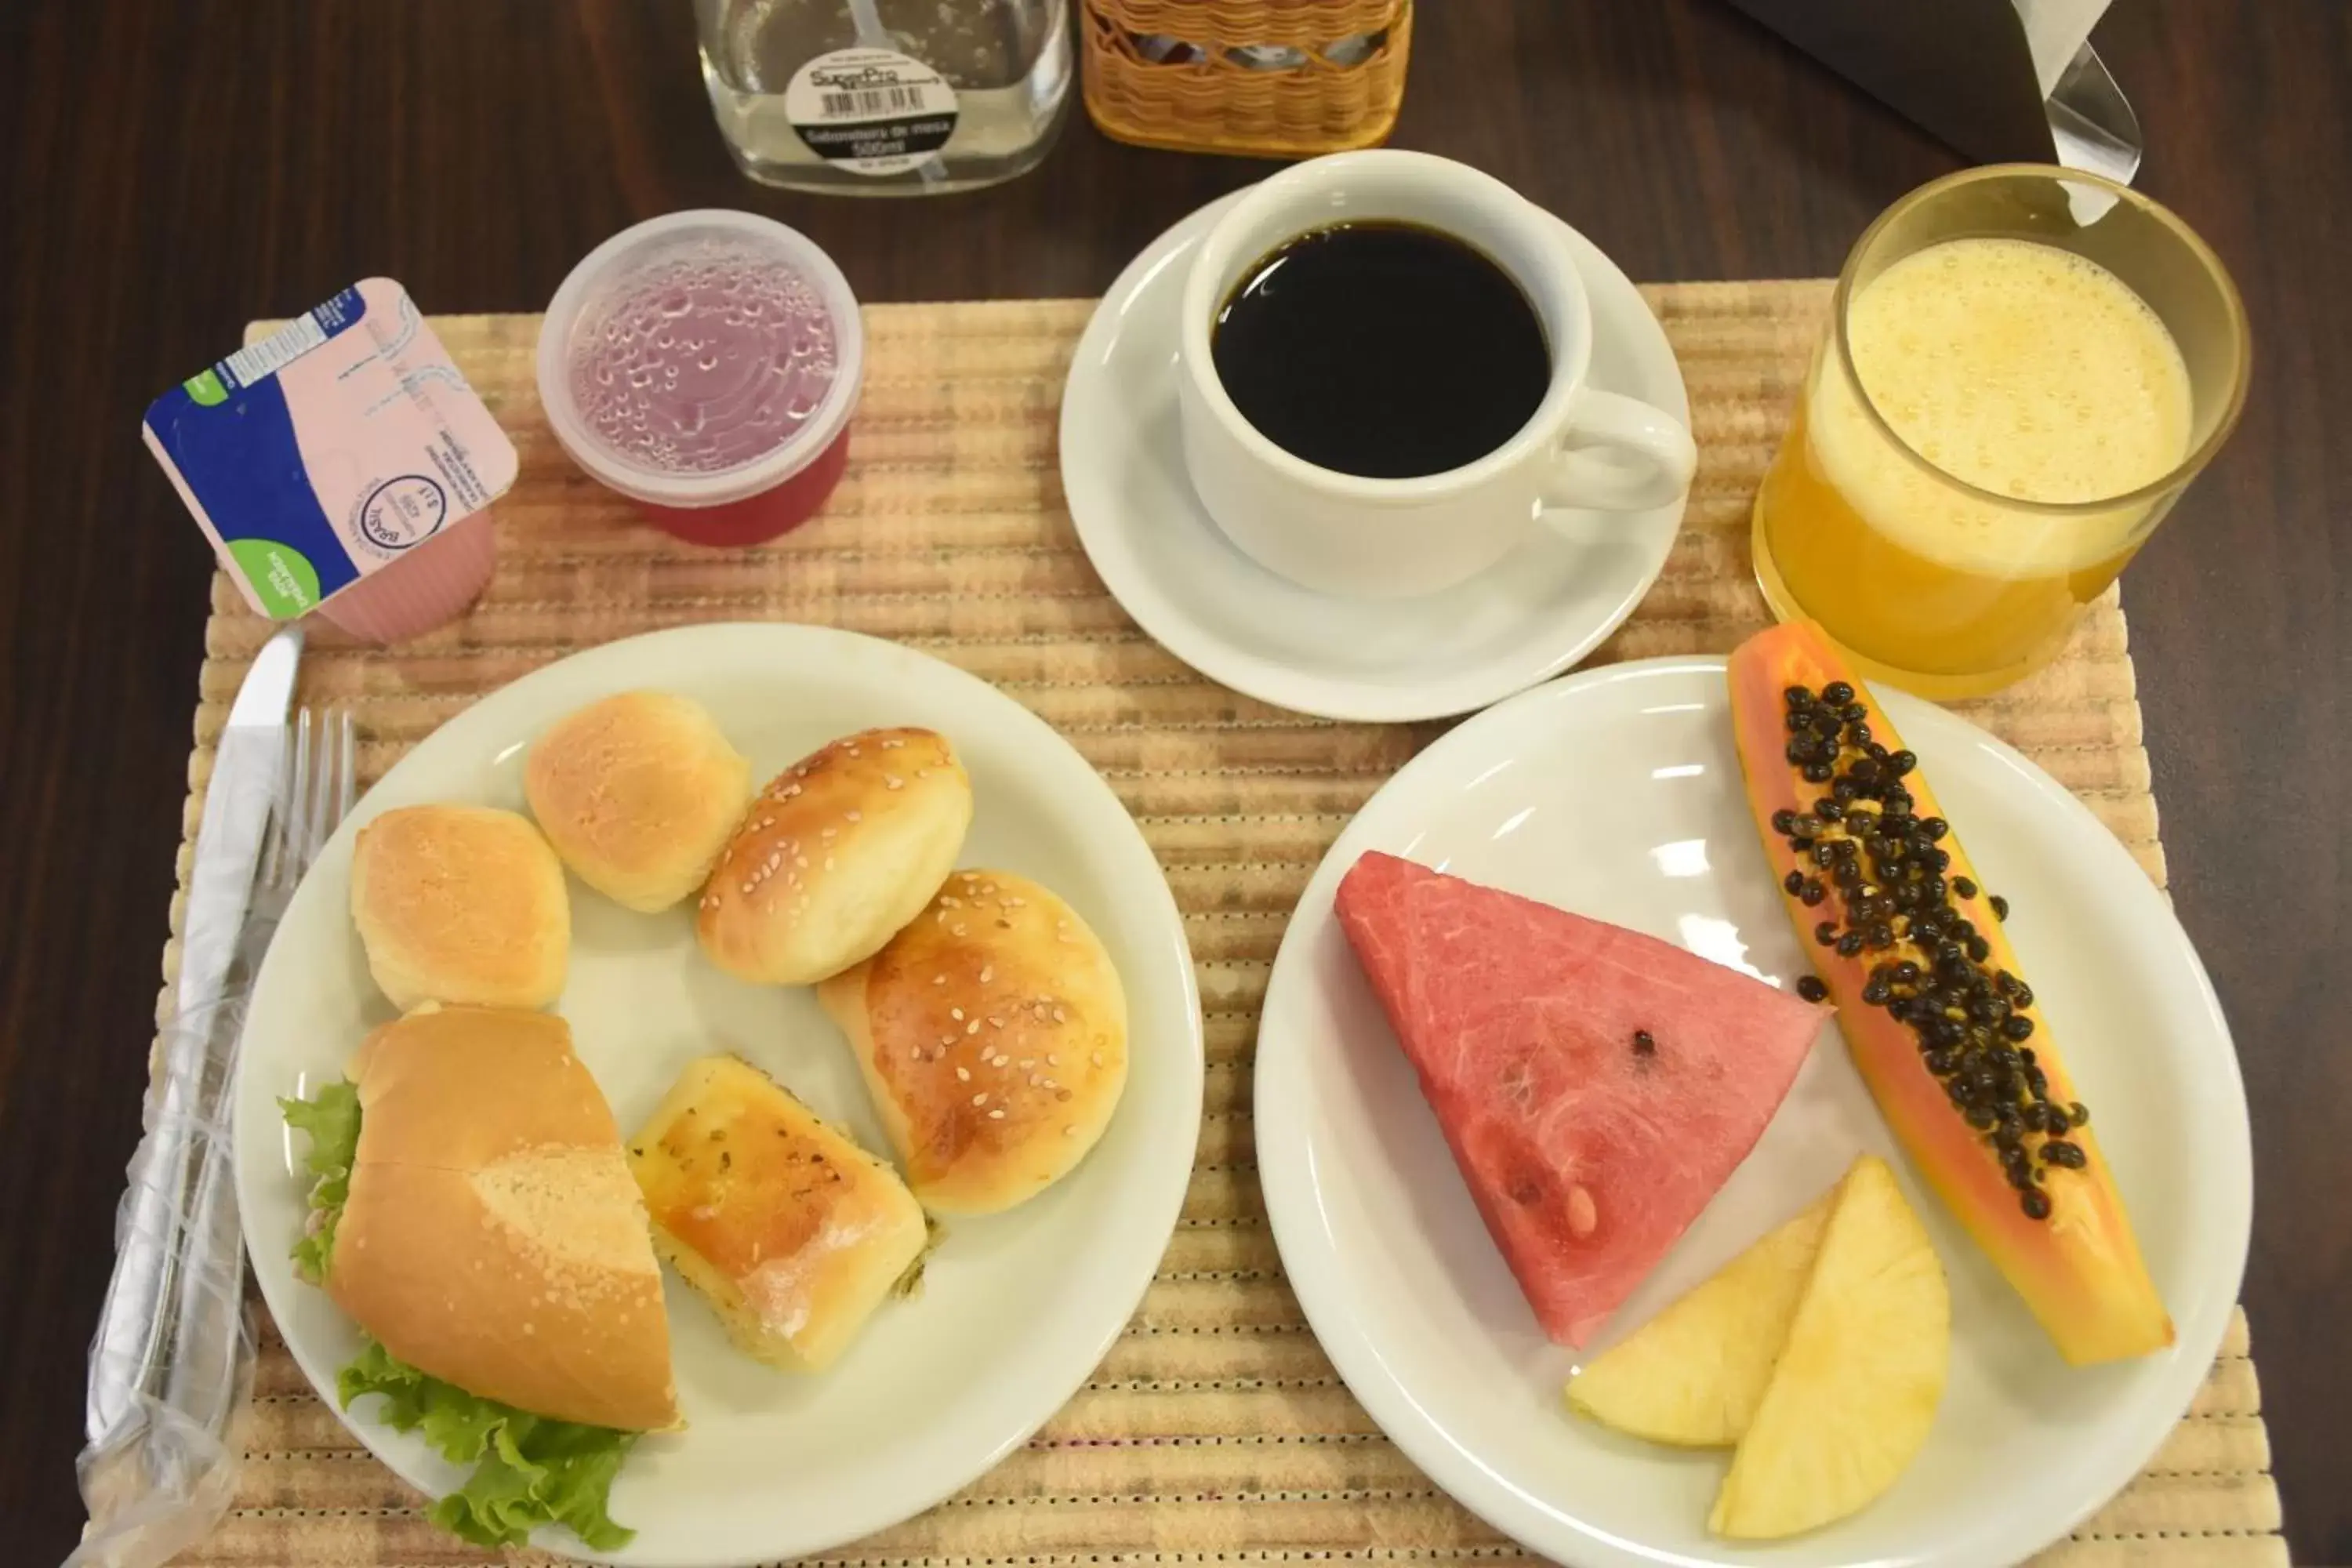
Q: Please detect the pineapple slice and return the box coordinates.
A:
[1711,1155,1949,1540]
[1567,1189,1834,1446]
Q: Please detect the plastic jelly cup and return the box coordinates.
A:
[536,210,864,548]
[314,510,497,641]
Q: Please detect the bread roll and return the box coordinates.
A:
[627,1055,928,1373]
[325,1005,679,1432]
[696,728,972,986]
[350,804,568,1011]
[817,869,1128,1215]
[524,691,753,913]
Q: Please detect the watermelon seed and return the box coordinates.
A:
[1631,1029,1657,1058]
[1566,1185,1599,1238]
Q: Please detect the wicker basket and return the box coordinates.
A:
[1082,0,1413,158]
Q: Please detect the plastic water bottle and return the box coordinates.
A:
[696,0,1073,194]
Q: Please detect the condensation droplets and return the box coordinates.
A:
[565,238,839,475]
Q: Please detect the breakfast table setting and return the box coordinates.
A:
[3,4,2347,1568]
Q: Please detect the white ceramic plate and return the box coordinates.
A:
[1060,190,1689,723]
[1254,657,2251,1568]
[233,623,1205,1568]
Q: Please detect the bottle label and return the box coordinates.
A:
[784,46,959,177]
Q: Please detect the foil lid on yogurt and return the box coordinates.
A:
[143,278,517,619]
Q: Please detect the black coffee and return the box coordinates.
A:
[1210,222,1551,480]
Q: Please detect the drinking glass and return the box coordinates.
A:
[1751,165,2250,699]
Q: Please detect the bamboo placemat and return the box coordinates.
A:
[148,288,2284,1566]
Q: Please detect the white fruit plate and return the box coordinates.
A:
[1254,655,2251,1568]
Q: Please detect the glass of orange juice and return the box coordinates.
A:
[1751,165,2250,699]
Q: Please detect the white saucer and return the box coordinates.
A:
[1254,658,2251,1567]
[1060,189,1690,724]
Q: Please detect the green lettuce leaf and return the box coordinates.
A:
[339,1338,638,1550]
[279,1080,361,1283]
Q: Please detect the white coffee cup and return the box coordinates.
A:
[1177,151,1697,600]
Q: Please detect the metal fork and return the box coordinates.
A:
[253,706,360,934]
[73,706,356,1568]
[155,704,357,1454]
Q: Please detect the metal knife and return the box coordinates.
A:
[79,624,300,1524]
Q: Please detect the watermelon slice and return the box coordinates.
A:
[1334,851,1828,1347]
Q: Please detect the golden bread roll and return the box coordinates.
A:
[349,804,568,1010]
[627,1055,928,1374]
[524,691,753,913]
[817,869,1128,1214]
[695,728,972,985]
[325,1005,679,1432]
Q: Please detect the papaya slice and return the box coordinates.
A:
[1727,621,2172,1365]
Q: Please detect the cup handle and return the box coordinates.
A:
[1541,390,1697,514]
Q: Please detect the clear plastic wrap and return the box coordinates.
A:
[71,693,288,1567]
[70,993,260,1567]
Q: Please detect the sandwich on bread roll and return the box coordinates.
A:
[696,727,972,986]
[818,869,1129,1214]
[524,691,753,913]
[629,1054,928,1373]
[278,1005,675,1548]
[350,804,568,1010]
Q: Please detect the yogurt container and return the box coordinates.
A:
[143,278,516,642]
[537,211,864,547]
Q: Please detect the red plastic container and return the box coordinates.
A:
[536,210,863,546]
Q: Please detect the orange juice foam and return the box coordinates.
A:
[1813,237,2194,577]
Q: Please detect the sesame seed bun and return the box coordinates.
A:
[349,804,568,1011]
[695,728,972,986]
[524,691,753,913]
[324,1005,680,1432]
[817,869,1129,1215]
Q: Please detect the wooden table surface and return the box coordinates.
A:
[2,2,2343,1561]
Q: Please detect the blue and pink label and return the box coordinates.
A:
[143,278,517,619]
